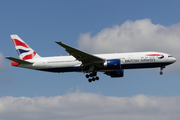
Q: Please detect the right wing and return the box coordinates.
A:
[5,57,33,64]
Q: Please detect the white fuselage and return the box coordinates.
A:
[18,51,176,73]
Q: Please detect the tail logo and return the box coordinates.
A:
[12,39,37,60]
[12,39,30,48]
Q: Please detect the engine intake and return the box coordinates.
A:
[104,59,121,70]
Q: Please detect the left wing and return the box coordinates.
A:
[55,42,104,68]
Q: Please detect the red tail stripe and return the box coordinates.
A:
[22,51,36,60]
[12,39,30,48]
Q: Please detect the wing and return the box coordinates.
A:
[55,42,104,70]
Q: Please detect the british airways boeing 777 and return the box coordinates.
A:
[6,35,176,82]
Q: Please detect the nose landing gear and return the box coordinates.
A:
[86,72,99,82]
[160,66,165,75]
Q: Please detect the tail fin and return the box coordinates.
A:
[10,34,41,60]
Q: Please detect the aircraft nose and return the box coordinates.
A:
[172,57,176,63]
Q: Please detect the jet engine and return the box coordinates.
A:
[104,59,121,70]
[104,69,124,78]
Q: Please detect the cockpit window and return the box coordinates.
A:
[168,55,173,57]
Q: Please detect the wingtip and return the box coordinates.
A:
[55,41,62,44]
[5,56,10,59]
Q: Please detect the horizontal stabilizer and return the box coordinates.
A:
[5,57,33,64]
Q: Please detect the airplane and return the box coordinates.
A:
[6,35,176,82]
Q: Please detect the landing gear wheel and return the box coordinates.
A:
[86,72,99,82]
[160,66,165,75]
[160,71,163,75]
[86,74,89,78]
[88,79,92,82]
[96,76,99,80]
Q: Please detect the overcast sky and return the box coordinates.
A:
[0,0,180,120]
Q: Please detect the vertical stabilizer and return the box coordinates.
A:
[10,34,41,60]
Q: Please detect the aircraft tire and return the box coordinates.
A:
[88,79,92,82]
[86,74,89,78]
[96,76,99,80]
[160,71,163,75]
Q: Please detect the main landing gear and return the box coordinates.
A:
[85,72,99,82]
[160,66,165,75]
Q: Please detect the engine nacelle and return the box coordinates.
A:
[104,59,121,70]
[105,69,124,78]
